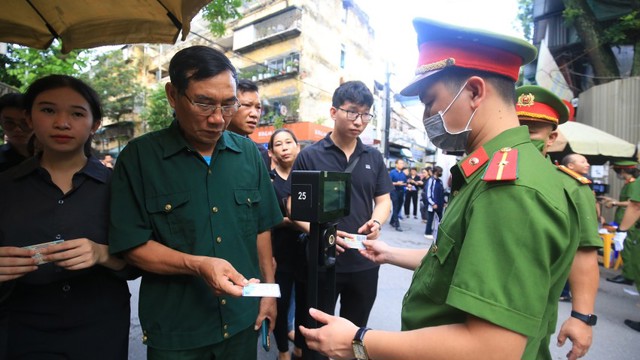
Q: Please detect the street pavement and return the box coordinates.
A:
[127,215,640,359]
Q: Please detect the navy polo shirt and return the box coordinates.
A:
[389,168,407,192]
[286,133,393,273]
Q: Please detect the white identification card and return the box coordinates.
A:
[344,234,366,250]
[242,283,281,298]
[23,240,64,265]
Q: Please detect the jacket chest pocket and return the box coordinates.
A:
[415,229,458,304]
[145,191,195,251]
[234,189,262,237]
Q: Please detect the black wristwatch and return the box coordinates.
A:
[352,327,371,360]
[571,310,597,326]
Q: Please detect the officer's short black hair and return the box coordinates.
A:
[561,153,580,167]
[332,81,374,108]
[0,93,24,113]
[237,79,258,94]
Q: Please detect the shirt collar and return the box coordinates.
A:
[321,132,369,155]
[161,120,242,158]
[11,155,109,183]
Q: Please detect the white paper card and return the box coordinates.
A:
[242,283,281,298]
[344,234,366,250]
[23,240,64,265]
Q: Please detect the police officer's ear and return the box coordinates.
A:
[547,130,559,148]
[465,76,486,110]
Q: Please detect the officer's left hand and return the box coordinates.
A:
[254,297,277,332]
[557,316,592,360]
[613,231,627,251]
[299,307,358,360]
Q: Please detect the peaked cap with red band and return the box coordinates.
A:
[612,160,638,169]
[516,85,569,128]
[401,18,538,96]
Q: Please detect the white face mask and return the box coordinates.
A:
[423,81,477,152]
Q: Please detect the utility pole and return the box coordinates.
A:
[383,62,391,161]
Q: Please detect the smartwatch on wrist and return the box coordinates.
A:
[571,310,597,326]
[352,327,371,360]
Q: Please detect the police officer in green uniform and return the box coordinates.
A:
[603,160,639,285]
[516,85,601,359]
[108,46,283,359]
[298,19,580,360]
[613,172,640,332]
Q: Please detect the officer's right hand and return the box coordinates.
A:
[0,246,38,282]
[613,231,627,251]
[197,257,252,297]
[359,240,390,265]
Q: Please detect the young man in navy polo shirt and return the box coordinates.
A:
[286,81,393,329]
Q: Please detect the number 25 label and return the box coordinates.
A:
[298,192,307,200]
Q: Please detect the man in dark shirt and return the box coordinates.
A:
[389,159,407,231]
[286,81,393,328]
[227,79,271,170]
[0,93,32,172]
[424,166,445,238]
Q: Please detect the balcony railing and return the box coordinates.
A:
[233,7,302,53]
[239,52,300,84]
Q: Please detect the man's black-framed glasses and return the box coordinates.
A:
[183,93,239,117]
[0,119,30,132]
[336,107,375,123]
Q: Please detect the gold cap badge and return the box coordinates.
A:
[517,93,535,107]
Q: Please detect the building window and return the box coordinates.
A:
[340,45,346,69]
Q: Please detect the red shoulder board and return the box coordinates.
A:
[483,147,518,182]
[460,147,489,178]
[556,165,592,184]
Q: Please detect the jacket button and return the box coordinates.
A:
[164,204,172,212]
[212,207,218,213]
[62,284,71,292]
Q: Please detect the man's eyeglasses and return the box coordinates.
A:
[0,120,30,132]
[183,93,239,117]
[336,107,375,123]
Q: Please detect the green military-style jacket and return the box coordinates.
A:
[109,121,282,350]
[615,180,635,224]
[401,126,578,360]
[526,159,603,358]
[622,178,640,283]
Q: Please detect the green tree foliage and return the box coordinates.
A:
[6,41,87,91]
[81,50,144,121]
[563,0,622,83]
[602,10,640,76]
[143,85,174,131]
[516,0,534,42]
[0,53,21,88]
[202,0,244,37]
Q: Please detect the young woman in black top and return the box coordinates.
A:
[268,128,303,360]
[0,75,131,359]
